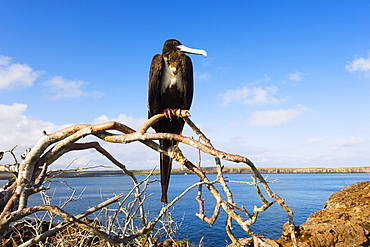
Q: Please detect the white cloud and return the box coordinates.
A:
[93,114,147,130]
[221,75,288,106]
[221,84,285,106]
[0,103,156,170]
[302,138,323,145]
[0,106,100,170]
[0,103,69,161]
[0,103,27,122]
[334,136,367,149]
[248,105,309,127]
[0,56,11,66]
[43,76,103,100]
[91,114,159,168]
[286,71,305,81]
[0,55,42,90]
[346,53,370,73]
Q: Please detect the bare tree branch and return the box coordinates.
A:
[0,111,297,246]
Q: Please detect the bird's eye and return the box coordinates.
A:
[173,41,179,46]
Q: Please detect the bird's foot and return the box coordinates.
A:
[163,108,181,120]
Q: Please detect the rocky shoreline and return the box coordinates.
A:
[228,180,370,247]
[0,166,369,180]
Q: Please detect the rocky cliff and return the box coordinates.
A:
[278,180,370,246]
[229,180,370,247]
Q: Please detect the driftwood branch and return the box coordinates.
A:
[0,110,297,246]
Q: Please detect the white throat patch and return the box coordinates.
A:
[161,58,183,93]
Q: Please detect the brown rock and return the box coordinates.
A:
[277,181,370,247]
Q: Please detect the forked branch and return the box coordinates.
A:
[0,110,297,246]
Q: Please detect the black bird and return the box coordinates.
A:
[148,39,207,204]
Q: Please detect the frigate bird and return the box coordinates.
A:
[148,39,207,204]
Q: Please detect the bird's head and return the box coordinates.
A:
[162,39,207,57]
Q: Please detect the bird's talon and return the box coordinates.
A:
[175,108,182,117]
[164,108,173,120]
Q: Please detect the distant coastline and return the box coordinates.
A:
[1,166,369,180]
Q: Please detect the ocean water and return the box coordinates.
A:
[1,173,369,246]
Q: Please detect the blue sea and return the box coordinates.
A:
[1,173,369,246]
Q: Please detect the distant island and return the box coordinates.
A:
[1,166,369,180]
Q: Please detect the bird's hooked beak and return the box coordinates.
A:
[177,45,207,57]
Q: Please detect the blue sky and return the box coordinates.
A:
[1,1,370,170]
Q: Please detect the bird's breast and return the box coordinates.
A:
[161,59,183,94]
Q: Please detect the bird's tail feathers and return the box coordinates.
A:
[160,140,173,204]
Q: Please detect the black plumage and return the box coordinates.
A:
[148,39,206,203]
